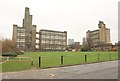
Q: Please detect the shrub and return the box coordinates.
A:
[2,52,17,57]
[81,48,88,52]
[15,51,25,55]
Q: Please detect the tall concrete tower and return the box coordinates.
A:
[85,21,111,50]
[23,7,36,50]
[23,7,32,28]
[12,7,36,51]
[99,21,110,43]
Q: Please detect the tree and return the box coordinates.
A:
[1,38,15,53]
[68,42,81,51]
[97,41,106,51]
[85,35,93,51]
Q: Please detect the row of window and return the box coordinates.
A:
[41,35,66,39]
[17,44,25,48]
[17,44,25,46]
[17,28,25,31]
[17,39,25,42]
[17,34,25,36]
[42,47,66,50]
[17,32,25,36]
[41,31,66,35]
[41,40,66,44]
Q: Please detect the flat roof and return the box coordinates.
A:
[40,29,67,33]
[90,29,99,32]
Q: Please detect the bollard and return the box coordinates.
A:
[7,57,9,61]
[31,59,33,65]
[19,57,21,61]
[109,53,111,60]
[119,53,120,60]
[98,53,100,62]
[85,54,87,62]
[39,56,41,67]
[61,56,64,64]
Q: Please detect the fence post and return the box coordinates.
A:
[119,53,120,60]
[98,53,100,62]
[109,53,111,60]
[61,56,64,65]
[19,57,21,61]
[85,54,87,62]
[31,59,33,65]
[39,56,41,67]
[7,57,9,61]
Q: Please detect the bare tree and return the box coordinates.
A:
[85,36,93,51]
[1,38,15,53]
[97,41,106,51]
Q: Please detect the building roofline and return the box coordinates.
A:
[106,28,110,30]
[40,29,67,33]
[91,29,99,32]
[86,29,99,33]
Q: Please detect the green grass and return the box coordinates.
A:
[2,61,32,72]
[2,51,118,72]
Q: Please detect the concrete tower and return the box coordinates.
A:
[86,21,110,45]
[12,7,36,51]
[99,21,110,43]
[23,7,36,50]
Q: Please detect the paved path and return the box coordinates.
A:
[1,60,119,79]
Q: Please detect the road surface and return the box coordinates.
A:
[1,60,119,79]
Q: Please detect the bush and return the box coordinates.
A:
[81,48,88,52]
[20,51,25,54]
[2,52,17,57]
[15,51,25,55]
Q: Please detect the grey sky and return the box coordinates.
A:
[0,0,119,44]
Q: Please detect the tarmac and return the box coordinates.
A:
[1,60,119,79]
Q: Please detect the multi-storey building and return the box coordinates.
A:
[39,29,67,51]
[86,21,111,49]
[12,7,36,51]
[12,7,67,51]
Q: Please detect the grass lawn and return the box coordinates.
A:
[2,51,118,72]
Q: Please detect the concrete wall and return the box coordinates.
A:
[12,24,18,48]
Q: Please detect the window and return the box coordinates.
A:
[51,35,54,39]
[46,35,50,38]
[62,33,66,36]
[17,32,25,36]
[17,39,25,42]
[55,41,59,44]
[63,36,66,39]
[17,28,25,31]
[46,40,49,44]
[55,35,59,39]
[41,40,45,43]
[42,35,45,38]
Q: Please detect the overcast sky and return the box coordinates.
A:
[0,0,119,44]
